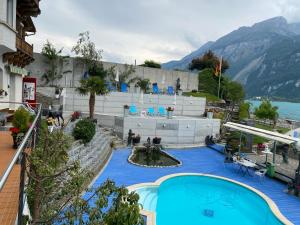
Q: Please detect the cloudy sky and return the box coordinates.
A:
[28,0,300,64]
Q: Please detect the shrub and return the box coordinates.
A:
[72,118,96,143]
[13,107,31,133]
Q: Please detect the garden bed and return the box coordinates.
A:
[128,146,181,168]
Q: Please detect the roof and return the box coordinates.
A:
[223,122,299,145]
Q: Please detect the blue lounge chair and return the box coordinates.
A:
[106,81,116,91]
[121,83,128,92]
[167,86,174,95]
[158,106,166,116]
[152,83,160,94]
[147,107,156,116]
[129,105,138,115]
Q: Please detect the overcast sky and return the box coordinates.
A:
[28,0,300,64]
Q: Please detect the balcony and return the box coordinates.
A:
[17,0,41,17]
[3,36,34,68]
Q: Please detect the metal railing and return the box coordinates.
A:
[0,102,42,225]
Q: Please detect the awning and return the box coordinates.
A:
[224,122,299,145]
[9,65,28,76]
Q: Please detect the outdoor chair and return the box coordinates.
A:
[152,83,160,94]
[255,168,267,181]
[158,106,166,117]
[147,107,156,116]
[129,105,138,115]
[167,86,174,95]
[121,83,128,92]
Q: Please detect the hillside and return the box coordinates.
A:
[162,17,300,102]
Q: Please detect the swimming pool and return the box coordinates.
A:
[129,173,292,225]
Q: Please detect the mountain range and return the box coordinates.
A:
[162,17,300,102]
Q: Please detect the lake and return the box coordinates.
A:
[248,100,300,121]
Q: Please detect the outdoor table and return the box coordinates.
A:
[261,150,273,164]
[235,159,256,176]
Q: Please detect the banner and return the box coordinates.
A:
[23,77,36,107]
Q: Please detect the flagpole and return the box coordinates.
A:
[217,56,222,99]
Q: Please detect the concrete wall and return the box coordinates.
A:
[64,89,206,117]
[92,113,220,145]
[26,53,198,91]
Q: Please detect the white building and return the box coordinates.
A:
[0,0,41,110]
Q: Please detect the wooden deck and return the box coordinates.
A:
[0,131,20,225]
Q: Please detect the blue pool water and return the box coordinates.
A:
[136,175,284,225]
[248,100,300,121]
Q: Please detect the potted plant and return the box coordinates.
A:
[207,109,214,119]
[153,137,161,145]
[132,135,141,145]
[55,87,60,99]
[124,105,129,117]
[0,89,8,98]
[166,106,174,119]
[9,127,20,148]
[71,111,81,122]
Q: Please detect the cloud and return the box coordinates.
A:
[28,0,300,64]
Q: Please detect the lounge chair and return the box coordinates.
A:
[167,86,174,95]
[158,106,166,117]
[152,83,160,94]
[105,81,116,91]
[147,107,156,116]
[121,83,128,92]
[129,105,138,115]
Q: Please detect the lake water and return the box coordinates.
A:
[248,100,300,121]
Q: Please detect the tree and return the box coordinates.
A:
[239,102,251,120]
[254,100,279,127]
[72,31,109,119]
[129,77,150,93]
[225,81,245,104]
[72,31,103,69]
[41,40,69,86]
[26,129,144,225]
[26,130,89,224]
[198,68,222,96]
[140,60,161,68]
[189,50,229,73]
[60,180,144,225]
[76,76,107,119]
[111,64,136,90]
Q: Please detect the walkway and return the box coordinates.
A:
[0,131,20,225]
[86,147,300,225]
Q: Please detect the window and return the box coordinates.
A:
[6,0,14,27]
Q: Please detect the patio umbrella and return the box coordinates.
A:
[139,91,144,115]
[173,93,177,105]
[115,69,119,90]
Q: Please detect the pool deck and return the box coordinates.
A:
[86,147,300,225]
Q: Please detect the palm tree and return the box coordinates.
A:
[76,76,107,119]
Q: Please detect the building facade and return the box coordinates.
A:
[0,0,41,109]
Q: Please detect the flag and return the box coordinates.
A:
[214,57,222,76]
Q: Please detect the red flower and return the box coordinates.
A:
[9,127,20,134]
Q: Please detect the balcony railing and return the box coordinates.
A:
[16,35,33,58]
[0,102,42,225]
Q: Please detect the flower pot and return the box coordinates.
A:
[12,134,18,149]
[124,108,129,117]
[207,112,213,119]
[153,137,161,145]
[167,110,173,119]
[178,89,183,96]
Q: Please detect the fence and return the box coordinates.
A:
[0,102,42,225]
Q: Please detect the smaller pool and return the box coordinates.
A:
[131,174,291,225]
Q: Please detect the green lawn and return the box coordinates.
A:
[183,92,220,102]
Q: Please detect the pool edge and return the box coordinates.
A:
[127,173,293,225]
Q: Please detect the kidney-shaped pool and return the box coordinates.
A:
[128,173,292,225]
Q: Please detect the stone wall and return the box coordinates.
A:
[67,125,112,173]
[26,53,198,91]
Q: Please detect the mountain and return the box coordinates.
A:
[162,17,300,102]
